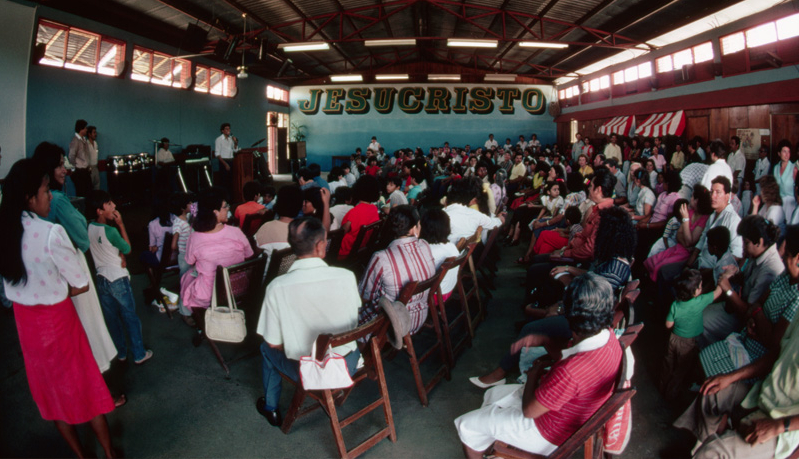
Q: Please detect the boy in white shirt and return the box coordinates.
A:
[89,190,152,364]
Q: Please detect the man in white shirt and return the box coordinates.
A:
[503,138,513,152]
[728,135,746,196]
[255,217,361,427]
[156,137,175,166]
[68,119,92,198]
[484,134,498,151]
[701,141,734,191]
[754,146,771,195]
[444,177,503,244]
[215,122,238,191]
[85,125,100,190]
[571,133,585,165]
[603,134,622,163]
[367,136,381,155]
[517,135,527,151]
[688,176,743,268]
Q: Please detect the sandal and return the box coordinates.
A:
[114,394,127,408]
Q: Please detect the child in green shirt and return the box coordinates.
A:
[660,268,723,400]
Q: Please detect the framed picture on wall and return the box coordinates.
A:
[736,128,761,160]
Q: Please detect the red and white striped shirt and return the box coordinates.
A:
[358,237,436,334]
[534,329,622,446]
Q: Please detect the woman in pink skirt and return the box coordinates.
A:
[0,159,116,457]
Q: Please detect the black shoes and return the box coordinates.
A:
[256,397,282,427]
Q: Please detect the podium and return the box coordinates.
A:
[233,148,268,203]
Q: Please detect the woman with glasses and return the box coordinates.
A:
[180,189,253,315]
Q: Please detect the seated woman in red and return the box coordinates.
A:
[338,175,381,260]
[454,273,623,458]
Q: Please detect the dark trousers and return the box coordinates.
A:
[72,168,93,199]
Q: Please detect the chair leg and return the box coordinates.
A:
[323,389,349,459]
[372,339,397,442]
[429,300,451,379]
[403,334,428,407]
[206,338,230,377]
[281,387,308,434]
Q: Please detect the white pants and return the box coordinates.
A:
[454,385,557,454]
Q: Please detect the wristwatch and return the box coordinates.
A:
[726,289,734,297]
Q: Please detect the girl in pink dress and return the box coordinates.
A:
[180,192,253,311]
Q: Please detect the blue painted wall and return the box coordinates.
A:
[290,84,556,169]
[22,5,288,170]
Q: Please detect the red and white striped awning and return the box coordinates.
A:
[635,110,686,137]
[597,116,635,137]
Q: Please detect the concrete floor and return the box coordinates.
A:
[0,240,692,458]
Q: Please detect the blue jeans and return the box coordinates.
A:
[96,276,147,361]
[260,342,361,410]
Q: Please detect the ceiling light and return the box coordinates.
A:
[428,74,461,81]
[375,74,410,80]
[277,41,330,52]
[365,39,417,47]
[330,74,363,82]
[447,39,498,48]
[484,74,517,82]
[519,41,568,49]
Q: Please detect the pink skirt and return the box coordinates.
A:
[14,298,114,424]
[643,244,691,282]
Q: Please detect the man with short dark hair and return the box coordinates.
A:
[255,216,361,427]
[484,133,498,151]
[69,119,92,198]
[701,141,734,190]
[215,122,238,191]
[603,135,621,163]
[728,135,745,196]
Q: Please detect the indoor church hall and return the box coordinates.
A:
[2,0,799,458]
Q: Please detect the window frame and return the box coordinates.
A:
[35,18,126,77]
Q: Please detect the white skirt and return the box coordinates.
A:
[72,252,116,373]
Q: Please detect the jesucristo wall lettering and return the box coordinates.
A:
[296,87,545,116]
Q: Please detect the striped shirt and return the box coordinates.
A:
[171,217,192,255]
[358,237,436,334]
[534,330,622,446]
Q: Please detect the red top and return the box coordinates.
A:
[365,165,381,176]
[563,198,613,260]
[339,202,379,259]
[534,331,622,446]
[234,201,266,235]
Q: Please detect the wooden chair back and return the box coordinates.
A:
[432,250,472,368]
[242,209,274,239]
[281,314,397,459]
[324,228,346,265]
[263,247,297,286]
[346,219,381,263]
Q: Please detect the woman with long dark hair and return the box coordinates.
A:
[31,142,117,374]
[0,159,116,457]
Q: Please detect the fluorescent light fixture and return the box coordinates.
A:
[447,38,497,48]
[519,41,568,49]
[365,39,417,47]
[428,74,461,81]
[330,74,363,82]
[484,74,517,82]
[375,74,410,80]
[277,41,330,52]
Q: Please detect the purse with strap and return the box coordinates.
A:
[204,268,246,343]
[299,339,354,390]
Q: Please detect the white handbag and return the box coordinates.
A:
[299,339,354,390]
[204,269,246,343]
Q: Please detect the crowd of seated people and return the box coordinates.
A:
[3,131,799,459]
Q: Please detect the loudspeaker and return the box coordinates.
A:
[183,23,208,53]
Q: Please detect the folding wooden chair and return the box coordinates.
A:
[612,282,640,330]
[474,227,502,296]
[196,256,267,377]
[456,237,485,337]
[491,324,643,459]
[434,249,475,368]
[279,314,397,459]
[242,210,274,246]
[342,219,383,272]
[395,275,451,407]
